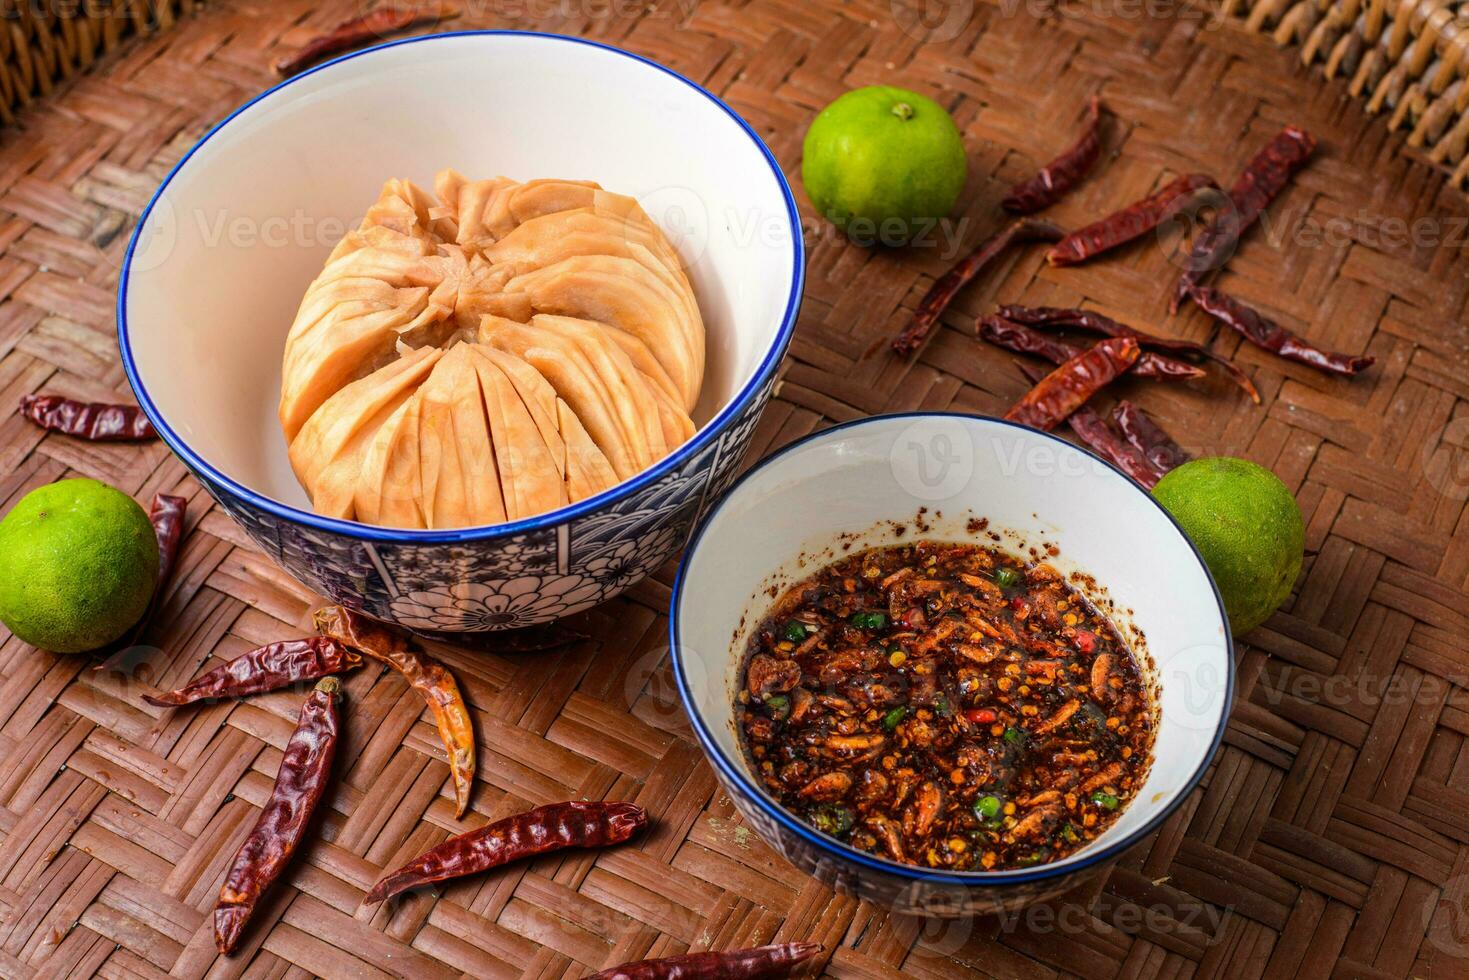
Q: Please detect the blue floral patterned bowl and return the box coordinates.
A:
[671,414,1233,914]
[118,32,801,633]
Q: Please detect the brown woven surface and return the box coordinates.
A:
[2,1,1468,977]
[1223,0,1469,191]
[0,1,199,126]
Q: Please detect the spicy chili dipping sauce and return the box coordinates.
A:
[738,540,1154,871]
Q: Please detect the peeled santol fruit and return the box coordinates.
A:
[280,172,705,530]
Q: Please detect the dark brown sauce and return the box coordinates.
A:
[737,540,1154,871]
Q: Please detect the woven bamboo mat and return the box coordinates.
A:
[1,1,1468,977]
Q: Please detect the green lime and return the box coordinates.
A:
[1153,457,1304,636]
[0,478,158,653]
[802,85,968,246]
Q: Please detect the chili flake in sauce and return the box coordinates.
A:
[737,541,1154,871]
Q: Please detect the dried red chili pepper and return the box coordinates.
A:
[91,494,187,671]
[1171,127,1316,310]
[1186,285,1374,376]
[314,605,476,816]
[145,638,361,707]
[590,943,823,980]
[1067,407,1166,487]
[145,495,186,598]
[364,800,646,903]
[1016,364,1164,487]
[892,219,1064,357]
[1114,401,1189,474]
[997,304,1261,403]
[215,676,341,954]
[1003,96,1104,214]
[276,4,461,76]
[979,315,1205,382]
[1046,173,1218,267]
[981,316,1081,363]
[125,494,187,645]
[1004,338,1140,431]
[18,394,157,441]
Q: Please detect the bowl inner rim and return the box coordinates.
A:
[669,411,1235,886]
[116,29,804,544]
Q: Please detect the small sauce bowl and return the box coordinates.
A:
[671,413,1232,915]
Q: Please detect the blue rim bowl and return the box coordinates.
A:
[117,32,803,631]
[670,413,1234,914]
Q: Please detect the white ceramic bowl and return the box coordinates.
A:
[118,32,801,633]
[671,414,1233,914]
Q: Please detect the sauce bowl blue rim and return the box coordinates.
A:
[117,30,804,544]
[669,412,1235,887]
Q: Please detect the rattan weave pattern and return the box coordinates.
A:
[1222,0,1469,190]
[0,1,199,127]
[1,1,1468,977]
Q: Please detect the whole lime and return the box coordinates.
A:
[0,478,158,653]
[1153,457,1304,637]
[802,85,968,246]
